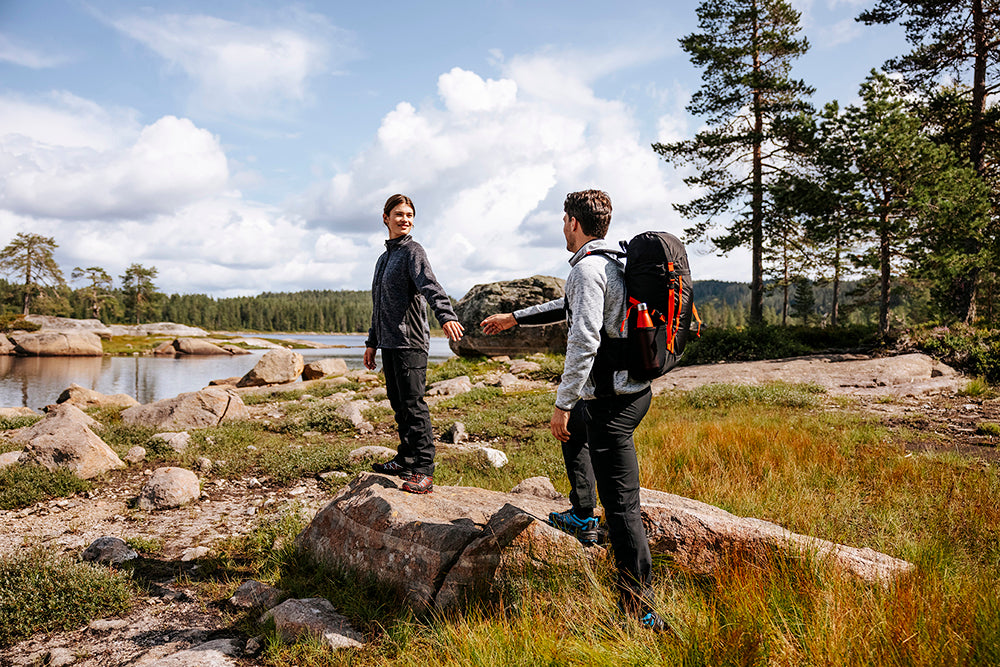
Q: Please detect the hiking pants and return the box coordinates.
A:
[382,348,435,475]
[584,387,653,614]
[562,402,597,515]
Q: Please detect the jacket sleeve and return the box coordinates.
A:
[408,244,458,326]
[513,298,566,326]
[364,255,382,349]
[555,262,606,411]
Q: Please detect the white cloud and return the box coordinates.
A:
[110,11,354,117]
[0,33,68,68]
[0,97,228,220]
[302,56,705,296]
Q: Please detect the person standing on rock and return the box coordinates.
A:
[495,189,664,630]
[481,302,601,547]
[364,193,464,494]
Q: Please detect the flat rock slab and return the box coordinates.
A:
[641,489,913,585]
[121,388,250,430]
[654,352,962,397]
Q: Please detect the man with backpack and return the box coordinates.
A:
[487,190,666,630]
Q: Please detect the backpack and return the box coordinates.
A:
[588,231,701,382]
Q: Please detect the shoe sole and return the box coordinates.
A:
[549,518,599,546]
[402,485,433,494]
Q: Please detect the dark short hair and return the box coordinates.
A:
[563,190,611,238]
[383,193,415,218]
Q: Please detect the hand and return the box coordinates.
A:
[443,320,465,341]
[480,313,516,335]
[363,347,377,370]
[550,407,571,442]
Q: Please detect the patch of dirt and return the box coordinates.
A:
[854,394,1000,465]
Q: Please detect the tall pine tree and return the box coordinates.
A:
[653,0,813,323]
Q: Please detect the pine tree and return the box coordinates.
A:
[120,263,160,325]
[0,233,65,315]
[70,266,116,321]
[653,0,813,324]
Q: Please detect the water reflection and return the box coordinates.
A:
[0,335,455,410]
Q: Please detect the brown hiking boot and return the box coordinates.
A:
[401,473,433,494]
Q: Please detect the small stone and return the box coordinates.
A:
[446,422,469,444]
[197,457,213,473]
[289,486,307,496]
[81,536,138,565]
[181,546,211,561]
[42,647,76,667]
[476,447,508,468]
[229,580,286,611]
[89,618,129,632]
[125,446,146,464]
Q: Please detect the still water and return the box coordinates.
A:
[0,334,456,411]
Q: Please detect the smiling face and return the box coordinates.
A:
[383,202,415,239]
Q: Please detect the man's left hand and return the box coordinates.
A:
[443,320,465,341]
[550,407,571,442]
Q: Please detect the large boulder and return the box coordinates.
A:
[137,466,201,510]
[13,404,125,479]
[261,598,364,650]
[449,275,568,357]
[121,387,250,430]
[174,337,235,355]
[237,349,305,387]
[296,473,588,610]
[0,336,15,355]
[9,331,104,356]
[56,383,139,409]
[297,474,914,612]
[302,358,349,380]
[24,315,114,339]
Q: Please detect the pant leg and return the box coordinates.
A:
[382,348,435,475]
[584,388,653,615]
[562,401,597,515]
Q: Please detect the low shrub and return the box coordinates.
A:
[0,464,91,511]
[905,324,1000,384]
[0,549,133,647]
[680,324,879,366]
[0,414,41,431]
[683,381,826,410]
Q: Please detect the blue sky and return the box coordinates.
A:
[0,0,907,299]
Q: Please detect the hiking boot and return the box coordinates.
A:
[372,459,409,476]
[401,473,433,494]
[548,509,599,545]
[640,612,673,635]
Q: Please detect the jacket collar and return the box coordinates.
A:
[385,234,412,250]
[568,238,610,267]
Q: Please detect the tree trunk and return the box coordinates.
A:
[831,239,841,328]
[879,219,891,339]
[750,0,765,325]
[970,0,987,176]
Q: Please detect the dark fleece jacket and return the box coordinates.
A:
[365,234,457,351]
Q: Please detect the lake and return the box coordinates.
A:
[0,334,456,411]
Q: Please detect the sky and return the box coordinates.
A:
[0,0,909,300]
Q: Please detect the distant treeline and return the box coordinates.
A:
[159,290,375,333]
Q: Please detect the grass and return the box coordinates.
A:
[0,549,133,647]
[0,464,91,510]
[5,348,1000,664]
[102,335,174,356]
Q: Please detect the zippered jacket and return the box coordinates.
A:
[365,234,458,351]
[555,239,649,410]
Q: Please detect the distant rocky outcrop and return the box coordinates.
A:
[56,383,139,409]
[9,331,104,356]
[109,322,210,337]
[174,338,238,355]
[12,404,125,479]
[237,349,305,387]
[449,275,568,357]
[24,315,113,339]
[121,387,250,430]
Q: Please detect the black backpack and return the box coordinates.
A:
[589,231,700,382]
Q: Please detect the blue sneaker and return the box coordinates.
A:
[548,509,599,545]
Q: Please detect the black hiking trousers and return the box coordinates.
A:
[562,402,597,515]
[584,387,653,615]
[382,348,435,476]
